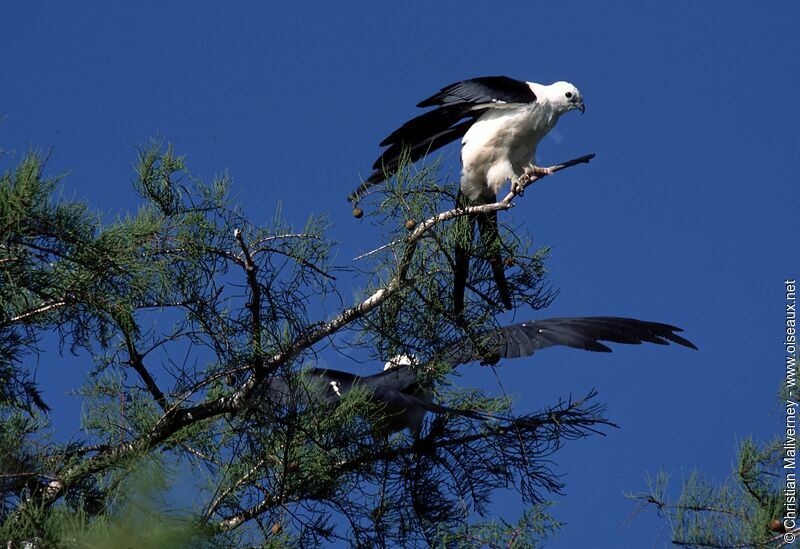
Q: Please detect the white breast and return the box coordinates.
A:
[459,102,559,201]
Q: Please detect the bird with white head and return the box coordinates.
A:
[350,76,586,314]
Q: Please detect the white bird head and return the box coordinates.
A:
[537,81,585,114]
[383,354,416,371]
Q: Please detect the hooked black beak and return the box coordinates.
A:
[577,102,585,114]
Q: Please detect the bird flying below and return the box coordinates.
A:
[349,76,586,314]
[259,317,696,435]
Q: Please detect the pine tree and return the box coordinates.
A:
[629,358,799,547]
[0,141,602,546]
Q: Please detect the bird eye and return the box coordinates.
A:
[565,92,573,99]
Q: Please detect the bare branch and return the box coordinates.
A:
[6,300,67,325]
[235,228,263,365]
[252,245,336,280]
[205,457,267,520]
[218,490,281,531]
[121,324,169,411]
[353,153,595,261]
[251,233,322,246]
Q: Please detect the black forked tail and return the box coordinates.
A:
[477,209,512,311]
[452,193,512,315]
[452,192,473,316]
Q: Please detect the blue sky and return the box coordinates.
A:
[2,1,797,546]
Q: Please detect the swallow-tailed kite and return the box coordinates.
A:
[260,317,695,435]
[349,76,585,314]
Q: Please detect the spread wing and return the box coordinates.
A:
[255,316,695,432]
[361,364,419,393]
[349,76,537,202]
[440,316,697,366]
[416,76,537,108]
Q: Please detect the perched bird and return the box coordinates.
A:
[259,355,485,436]
[260,317,696,435]
[350,76,585,314]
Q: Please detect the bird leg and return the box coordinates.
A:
[513,164,556,195]
[511,175,529,196]
[476,211,512,311]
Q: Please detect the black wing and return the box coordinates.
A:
[416,76,537,108]
[368,385,484,422]
[267,367,481,423]
[350,76,537,202]
[284,366,422,406]
[256,317,694,410]
[362,364,420,393]
[258,375,292,406]
[440,316,697,366]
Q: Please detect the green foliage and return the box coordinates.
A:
[435,504,562,548]
[631,357,800,546]
[0,142,606,547]
[354,158,555,366]
[0,460,217,548]
[630,441,784,547]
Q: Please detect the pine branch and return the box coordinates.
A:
[121,326,168,411]
[6,299,67,324]
[2,145,602,546]
[353,153,594,261]
[235,228,263,367]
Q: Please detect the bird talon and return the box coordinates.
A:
[512,176,529,195]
